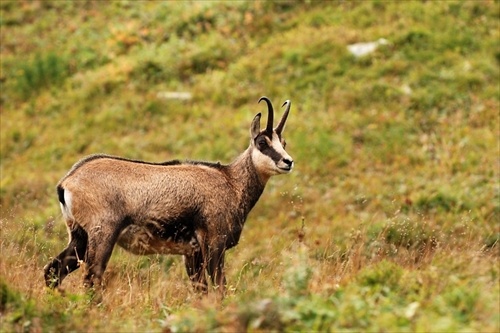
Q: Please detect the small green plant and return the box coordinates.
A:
[0,279,38,332]
[282,244,313,298]
[15,52,69,98]
[416,192,464,213]
[0,279,21,313]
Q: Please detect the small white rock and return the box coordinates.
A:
[348,38,389,57]
[156,91,192,100]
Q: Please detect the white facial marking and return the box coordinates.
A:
[252,132,293,176]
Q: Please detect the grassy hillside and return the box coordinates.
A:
[1,1,498,332]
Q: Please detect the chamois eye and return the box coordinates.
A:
[282,140,287,149]
[257,137,268,148]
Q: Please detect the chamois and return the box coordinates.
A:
[44,97,293,295]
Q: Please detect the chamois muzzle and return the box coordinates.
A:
[280,157,294,172]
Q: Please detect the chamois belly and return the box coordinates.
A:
[117,221,199,256]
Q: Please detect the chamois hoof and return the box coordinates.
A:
[43,265,60,289]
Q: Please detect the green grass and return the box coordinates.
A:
[1,1,499,332]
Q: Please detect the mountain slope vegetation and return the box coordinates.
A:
[1,1,498,332]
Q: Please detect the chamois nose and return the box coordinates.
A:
[283,158,293,167]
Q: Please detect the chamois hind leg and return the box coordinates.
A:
[44,224,88,288]
[82,223,121,289]
[185,250,208,293]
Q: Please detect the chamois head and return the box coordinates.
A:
[250,96,294,176]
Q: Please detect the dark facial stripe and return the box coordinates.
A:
[255,133,283,163]
[262,145,283,163]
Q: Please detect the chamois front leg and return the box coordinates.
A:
[206,245,227,296]
[185,250,208,293]
[184,229,209,293]
[44,224,88,288]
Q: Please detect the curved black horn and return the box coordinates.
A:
[275,100,291,135]
[258,96,274,136]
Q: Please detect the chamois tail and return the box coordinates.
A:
[57,185,66,206]
[57,185,74,221]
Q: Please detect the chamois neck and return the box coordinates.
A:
[227,147,267,215]
[228,147,268,186]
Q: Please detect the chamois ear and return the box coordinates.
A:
[250,113,261,139]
